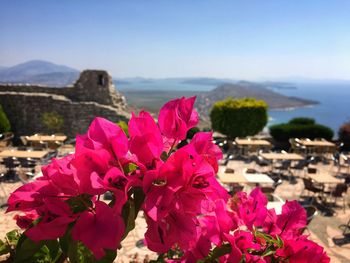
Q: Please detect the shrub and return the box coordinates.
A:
[0,104,11,133]
[41,112,64,133]
[269,118,334,142]
[289,117,315,125]
[210,97,268,139]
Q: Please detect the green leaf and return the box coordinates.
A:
[58,231,70,256]
[133,187,145,216]
[160,151,168,161]
[14,235,44,262]
[123,162,138,174]
[14,233,63,263]
[210,243,232,260]
[0,239,11,256]
[67,238,80,263]
[0,230,21,256]
[120,187,144,240]
[67,240,116,263]
[66,194,93,213]
[6,230,21,244]
[45,239,62,262]
[275,235,284,248]
[262,248,276,257]
[121,199,136,239]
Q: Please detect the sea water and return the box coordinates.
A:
[268,83,350,135]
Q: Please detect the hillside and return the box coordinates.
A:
[196,82,318,120]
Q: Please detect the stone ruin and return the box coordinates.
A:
[0,70,130,138]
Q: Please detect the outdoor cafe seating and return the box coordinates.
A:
[24,133,67,149]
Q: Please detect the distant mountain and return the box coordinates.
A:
[181,77,233,86]
[0,60,79,86]
[196,82,318,120]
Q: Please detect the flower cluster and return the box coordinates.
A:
[6,97,329,262]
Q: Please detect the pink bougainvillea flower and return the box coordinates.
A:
[229,188,268,229]
[180,236,212,263]
[143,147,227,253]
[128,111,164,166]
[102,166,140,213]
[14,211,39,229]
[41,154,79,196]
[262,208,279,235]
[72,201,125,259]
[276,236,330,263]
[25,198,75,241]
[264,200,307,239]
[158,96,199,142]
[198,199,233,246]
[71,150,111,195]
[76,117,128,158]
[144,148,217,221]
[6,180,59,213]
[223,231,261,263]
[184,131,223,173]
[26,216,74,242]
[144,209,200,253]
[143,216,177,253]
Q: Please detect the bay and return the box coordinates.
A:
[268,83,350,135]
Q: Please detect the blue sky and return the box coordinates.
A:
[0,0,349,79]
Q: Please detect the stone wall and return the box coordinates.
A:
[0,70,130,138]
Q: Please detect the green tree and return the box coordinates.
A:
[42,112,64,133]
[0,104,11,133]
[289,117,315,125]
[210,97,268,139]
[269,117,334,141]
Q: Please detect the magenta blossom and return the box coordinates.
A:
[25,197,75,241]
[229,188,268,229]
[276,236,330,262]
[143,147,226,252]
[184,131,223,173]
[263,200,307,239]
[76,117,128,158]
[72,201,125,259]
[14,211,39,229]
[41,154,79,196]
[158,96,199,143]
[129,111,164,166]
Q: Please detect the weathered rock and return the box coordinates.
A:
[0,70,130,138]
